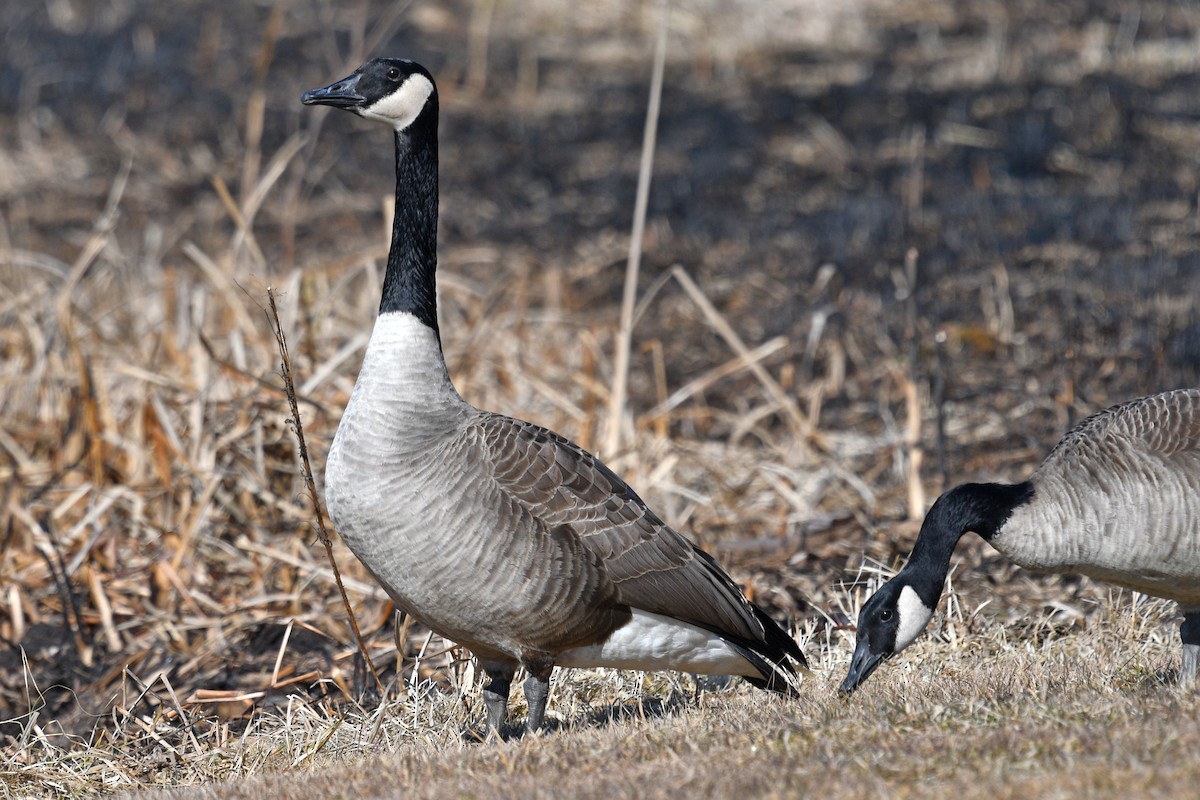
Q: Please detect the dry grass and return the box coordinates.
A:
[3,0,1200,797]
[110,595,1194,799]
[9,582,1190,798]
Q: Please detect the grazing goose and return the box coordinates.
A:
[302,59,807,734]
[841,388,1200,693]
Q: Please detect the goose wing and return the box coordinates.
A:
[1039,388,1200,475]
[469,412,786,653]
[1118,388,1200,457]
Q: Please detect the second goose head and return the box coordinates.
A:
[840,481,1035,693]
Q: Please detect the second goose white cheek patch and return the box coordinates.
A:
[894,584,934,653]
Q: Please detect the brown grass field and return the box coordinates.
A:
[3,0,1200,796]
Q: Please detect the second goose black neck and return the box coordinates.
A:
[901,480,1035,606]
[381,103,439,338]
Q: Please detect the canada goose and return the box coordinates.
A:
[841,388,1200,693]
[302,59,807,734]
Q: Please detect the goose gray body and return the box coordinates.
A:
[326,316,771,673]
[841,389,1200,693]
[304,59,806,734]
[1000,390,1200,600]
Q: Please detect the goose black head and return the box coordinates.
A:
[301,58,437,131]
[839,578,934,693]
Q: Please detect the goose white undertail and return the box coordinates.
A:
[557,609,764,676]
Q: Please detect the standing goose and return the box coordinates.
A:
[302,59,807,734]
[841,388,1200,693]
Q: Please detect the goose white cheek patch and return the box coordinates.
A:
[894,584,934,652]
[362,74,435,130]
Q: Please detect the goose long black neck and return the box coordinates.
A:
[381,106,439,337]
[899,480,1034,608]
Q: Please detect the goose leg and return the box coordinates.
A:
[520,654,555,733]
[482,665,514,734]
[523,670,551,733]
[1180,611,1200,683]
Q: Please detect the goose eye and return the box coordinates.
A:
[386,67,401,81]
[879,609,894,622]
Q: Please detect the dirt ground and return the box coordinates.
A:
[2,0,1199,793]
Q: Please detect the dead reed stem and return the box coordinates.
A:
[466,0,497,94]
[902,248,925,520]
[265,288,384,697]
[604,0,669,459]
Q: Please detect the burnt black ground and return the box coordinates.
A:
[5,2,1197,405]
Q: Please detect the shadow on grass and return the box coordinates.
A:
[459,686,704,743]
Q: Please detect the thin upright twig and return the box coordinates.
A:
[466,0,497,94]
[901,248,925,519]
[604,0,669,459]
[266,288,384,696]
[932,328,948,486]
